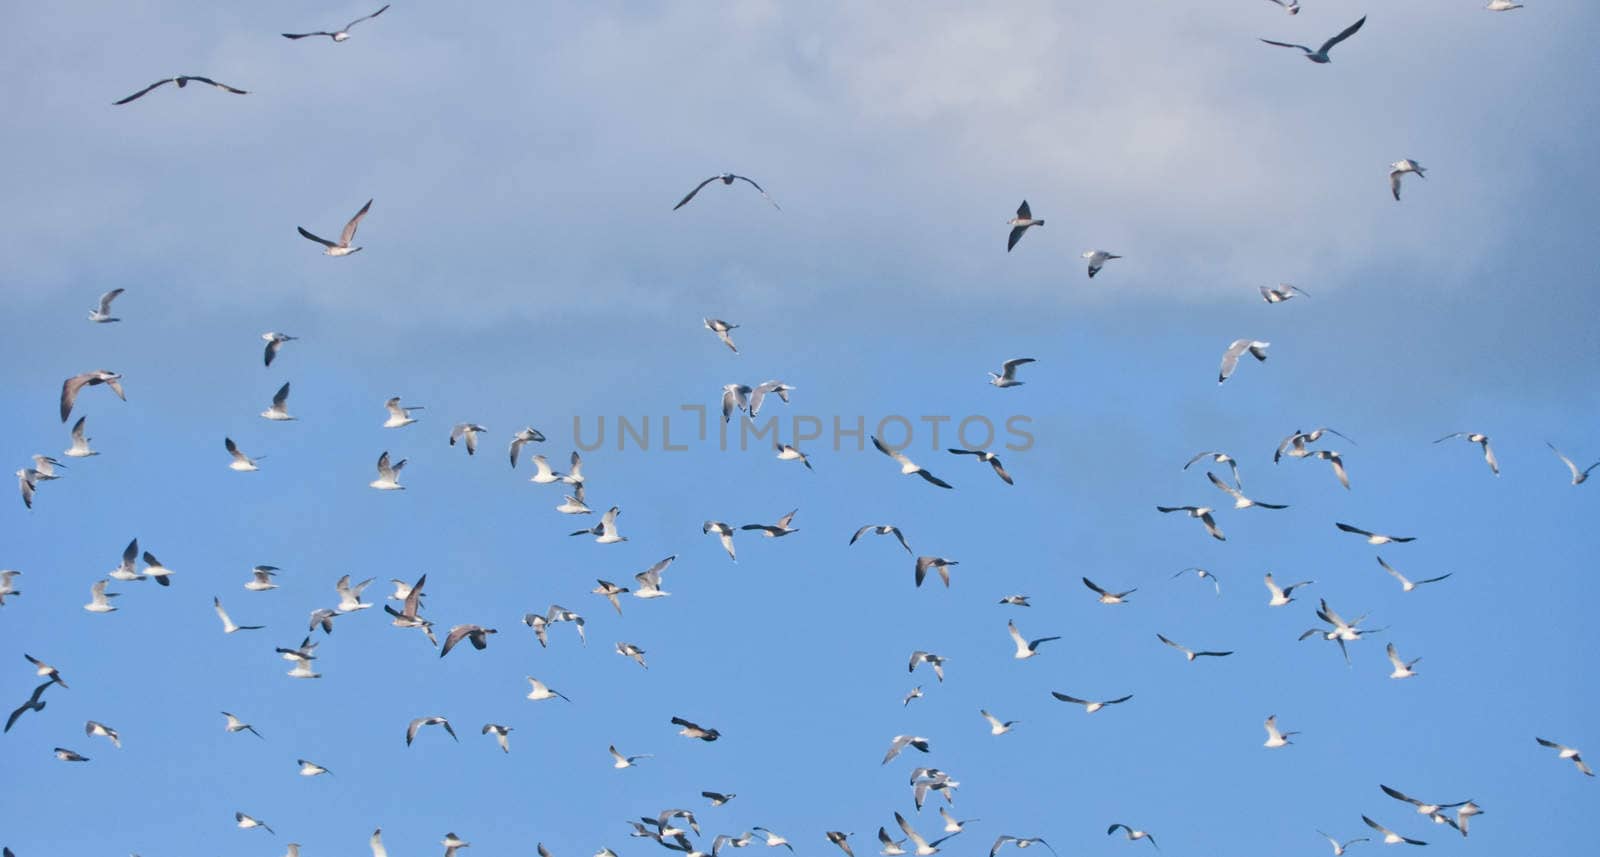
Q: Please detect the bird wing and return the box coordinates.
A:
[185,77,248,95]
[298,226,336,248]
[340,199,374,246]
[347,4,391,30]
[1319,16,1366,54]
[674,176,720,210]
[113,78,174,104]
[1259,39,1311,53]
[1082,577,1107,596]
[732,175,781,209]
[97,288,124,313]
[272,382,291,408]
[282,31,336,39]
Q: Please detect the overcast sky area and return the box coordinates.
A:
[2,2,1598,855]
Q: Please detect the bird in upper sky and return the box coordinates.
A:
[1218,339,1270,384]
[1156,633,1232,661]
[1260,284,1309,303]
[908,651,947,683]
[980,709,1019,736]
[1007,620,1060,659]
[225,437,262,471]
[1316,831,1368,855]
[1433,432,1498,475]
[882,735,931,765]
[1362,816,1426,846]
[1376,556,1451,592]
[914,556,960,588]
[674,174,780,210]
[88,288,124,323]
[1389,160,1427,201]
[1336,522,1415,544]
[282,4,390,41]
[405,716,458,746]
[526,677,570,702]
[450,423,487,455]
[1535,737,1595,776]
[704,318,741,354]
[1486,0,1524,8]
[507,427,546,468]
[84,720,121,748]
[213,597,265,634]
[1156,505,1225,541]
[1006,202,1044,251]
[872,436,953,488]
[702,521,738,561]
[382,397,423,427]
[1264,573,1313,607]
[260,382,295,421]
[83,579,119,613]
[610,744,652,768]
[1207,471,1287,509]
[1051,692,1132,713]
[297,758,332,776]
[114,76,248,105]
[572,506,627,543]
[1260,16,1366,63]
[1380,785,1469,818]
[222,712,263,738]
[1105,825,1157,850]
[987,357,1036,388]
[299,199,372,256]
[6,681,53,733]
[1184,451,1243,487]
[261,332,297,367]
[1546,442,1598,485]
[743,509,800,538]
[1082,250,1121,278]
[483,723,514,753]
[948,448,1013,484]
[850,524,913,555]
[775,441,813,470]
[672,716,722,742]
[441,624,498,657]
[1264,0,1301,13]
[235,812,275,835]
[370,451,407,490]
[1170,567,1221,596]
[60,370,125,422]
[1083,577,1136,604]
[990,836,1056,857]
[64,416,98,458]
[1263,714,1298,748]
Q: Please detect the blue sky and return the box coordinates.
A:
[2,1,1597,855]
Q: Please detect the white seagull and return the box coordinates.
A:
[1546,442,1598,485]
[571,506,627,543]
[213,597,265,634]
[775,442,813,470]
[298,199,373,256]
[113,75,248,105]
[1007,620,1060,659]
[84,720,121,748]
[1434,432,1498,475]
[703,521,738,561]
[1156,505,1225,540]
[235,812,275,835]
[405,716,458,746]
[526,677,571,702]
[1157,633,1232,661]
[1361,816,1425,846]
[450,423,487,455]
[483,723,514,753]
[948,448,1013,484]
[1389,160,1426,202]
[908,651,947,683]
[282,4,389,41]
[508,427,546,468]
[616,642,649,669]
[674,174,780,210]
[915,556,959,589]
[1260,16,1366,63]
[610,743,652,768]
[633,556,676,599]
[84,579,119,613]
[59,370,125,422]
[262,332,297,367]
[1265,0,1301,13]
[1006,201,1044,252]
[705,318,740,354]
[1052,691,1133,713]
[1184,451,1243,487]
[370,451,406,490]
[1316,831,1369,855]
[882,735,932,765]
[261,382,296,421]
[65,417,99,458]
[1336,522,1415,544]
[222,712,263,738]
[988,358,1036,388]
[991,836,1056,857]
[382,396,423,427]
[743,509,800,538]
[1264,573,1313,606]
[1170,567,1221,596]
[88,288,125,323]
[246,565,280,591]
[1376,556,1451,592]
[225,437,262,471]
[1207,470,1287,509]
[981,709,1019,735]
[1218,339,1270,384]
[1535,737,1595,776]
[1260,284,1309,303]
[1083,577,1136,604]
[1487,0,1524,9]
[1082,250,1121,278]
[851,524,913,554]
[336,574,376,611]
[872,436,953,488]
[1263,714,1298,748]
[1105,825,1157,849]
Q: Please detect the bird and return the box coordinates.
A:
[1184,451,1243,487]
[1051,692,1133,713]
[64,416,98,458]
[894,812,956,856]
[938,809,977,834]
[371,830,389,857]
[260,383,295,421]
[704,318,740,354]
[1362,817,1425,846]
[370,451,407,490]
[224,437,262,471]
[674,174,780,210]
[114,76,248,105]
[722,384,753,423]
[872,436,953,488]
[335,575,375,612]
[1207,470,1287,509]
[672,716,721,741]
[775,442,813,470]
[222,712,263,738]
[88,288,124,323]
[262,332,297,367]
[747,380,796,417]
[29,455,64,482]
[1007,621,1060,659]
[1307,450,1351,490]
[610,744,652,768]
[879,827,907,856]
[1105,825,1157,850]
[508,427,546,467]
[1217,339,1270,384]
[25,654,66,687]
[1006,202,1043,252]
[616,641,649,669]
[981,709,1019,735]
[1156,633,1232,661]
[382,397,423,428]
[1389,160,1427,201]
[525,677,570,702]
[632,556,676,600]
[483,723,514,753]
[235,812,275,835]
[296,758,332,776]
[1546,442,1598,485]
[52,746,90,762]
[902,686,924,706]
[572,506,627,543]
[882,735,932,764]
[908,651,947,683]
[1433,432,1498,475]
[850,524,913,555]
[591,579,629,615]
[405,716,458,746]
[998,594,1031,607]
[16,469,36,510]
[59,370,125,422]
[213,597,265,634]
[1170,567,1221,596]
[990,836,1055,857]
[1265,0,1301,13]
[108,539,143,582]
[948,448,1013,484]
[1264,573,1313,606]
[6,681,54,733]
[743,509,800,538]
[441,624,498,657]
[702,791,736,806]
[1260,16,1366,63]
[1376,556,1451,592]
[441,833,471,857]
[1276,427,1357,461]
[1487,0,1524,8]
[1315,832,1368,856]
[555,487,589,516]
[1336,522,1415,544]
[1380,785,1468,817]
[283,4,389,40]
[0,569,20,606]
[752,828,794,852]
[1260,284,1309,303]
[298,199,373,256]
[449,423,487,455]
[914,556,960,588]
[1535,737,1595,776]
[826,832,856,857]
[1082,250,1121,278]
[1083,576,1136,604]
[84,579,119,613]
[1263,714,1298,748]
[1453,803,1484,837]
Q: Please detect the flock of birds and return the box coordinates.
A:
[3,2,1589,856]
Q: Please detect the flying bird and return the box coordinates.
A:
[213,597,265,634]
[1082,250,1121,278]
[84,579,119,613]
[998,594,1031,607]
[1006,202,1044,252]
[775,441,813,470]
[674,174,780,210]
[382,397,423,428]
[525,677,570,702]
[88,288,124,323]
[1546,442,1598,485]
[1535,737,1595,776]
[1170,567,1221,596]
[370,451,407,490]
[1380,785,1468,817]
[1316,832,1368,856]
[225,437,262,471]
[850,524,913,554]
[441,624,498,657]
[16,469,36,510]
[5,681,54,733]
[298,199,373,256]
[53,747,90,762]
[1260,16,1367,63]
[262,332,297,367]
[508,427,546,467]
[872,436,953,488]
[235,812,275,835]
[1434,432,1498,475]
[1336,522,1415,544]
[1361,817,1425,846]
[1276,427,1356,461]
[672,716,722,742]
[1264,573,1313,606]
[908,651,947,683]
[947,448,1013,484]
[1307,450,1351,490]
[222,712,263,738]
[1083,577,1136,604]
[482,723,514,753]
[1184,451,1243,487]
[883,735,932,765]
[610,744,652,768]
[1051,692,1132,713]
[85,721,122,749]
[296,758,332,776]
[1265,0,1301,13]
[1156,633,1232,661]
[1218,339,1270,384]
[0,569,19,606]
[704,318,740,354]
[1207,470,1287,509]
[405,716,458,746]
[1007,620,1060,659]
[64,416,98,458]
[283,4,390,41]
[59,371,125,422]
[616,641,649,669]
[981,709,1019,735]
[449,423,487,455]
[743,509,800,538]
[1105,825,1157,850]
[260,383,295,421]
[572,506,627,543]
[1260,284,1308,303]
[914,556,959,589]
[703,791,736,806]
[114,76,247,105]
[1375,556,1451,592]
[1487,0,1524,8]
[1263,714,1298,748]
[1156,505,1225,540]
[1389,160,1427,201]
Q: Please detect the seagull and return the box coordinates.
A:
[1082,250,1121,278]
[981,709,1019,735]
[441,625,498,657]
[1083,577,1136,604]
[703,791,736,807]
[1184,451,1243,487]
[59,370,125,422]
[775,442,813,470]
[222,712,263,738]
[616,641,649,669]
[114,76,248,105]
[307,608,339,635]
[527,454,565,484]
[672,716,722,742]
[1336,522,1415,544]
[16,469,36,510]
[213,597,264,633]
[1546,442,1598,485]
[938,809,977,834]
[998,594,1031,607]
[1265,0,1301,14]
[450,424,487,455]
[441,833,471,857]
[1264,573,1313,606]
[141,551,175,586]
[850,524,913,554]
[30,455,65,482]
[1260,284,1309,303]
[1380,785,1467,817]
[988,357,1038,390]
[1170,567,1221,596]
[1453,803,1484,837]
[21,654,62,686]
[914,556,959,588]
[371,830,389,857]
[990,836,1055,857]
[948,448,1013,484]
[370,451,407,490]
[405,716,458,746]
[878,827,907,856]
[1207,471,1287,509]
[236,812,275,835]
[674,174,780,210]
[260,382,296,421]
[88,288,124,323]
[283,4,389,41]
[872,436,954,488]
[826,832,856,857]
[1263,715,1298,748]
[298,199,373,256]
[1218,340,1270,384]
[225,437,262,471]
[1316,831,1369,855]
[1260,16,1366,63]
[0,569,20,606]
[632,556,676,600]
[704,318,740,354]
[743,509,800,537]
[722,384,753,423]
[1105,826,1157,850]
[109,539,144,582]
[293,758,332,776]
[908,651,947,683]
[572,506,627,543]
[1389,160,1427,201]
[1007,620,1060,659]
[1487,0,1524,8]
[747,380,796,418]
[1433,432,1498,475]
[560,450,586,484]
[82,720,120,749]
[334,575,375,612]
[1156,633,1232,661]
[1006,202,1044,252]
[525,677,570,702]
[894,812,956,856]
[591,579,629,615]
[1535,737,1595,776]
[508,427,546,467]
[5,681,53,732]
[1051,692,1132,713]
[262,332,297,367]
[482,723,513,753]
[610,744,652,768]
[382,397,423,428]
[1276,427,1357,461]
[1362,817,1425,846]
[1307,450,1351,490]
[84,579,119,613]
[1376,556,1451,592]
[903,686,924,706]
[64,417,98,458]
[54,747,90,762]
[752,828,794,852]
